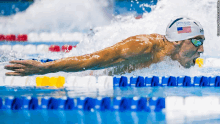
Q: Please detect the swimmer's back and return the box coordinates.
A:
[90,34,167,70]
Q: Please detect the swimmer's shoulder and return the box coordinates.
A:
[121,34,164,46]
[132,33,163,40]
[133,33,164,43]
[137,34,166,50]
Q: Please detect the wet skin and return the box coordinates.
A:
[171,35,205,68]
[4,34,205,76]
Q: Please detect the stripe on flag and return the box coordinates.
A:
[177,26,192,34]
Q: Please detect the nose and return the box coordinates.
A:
[197,45,204,54]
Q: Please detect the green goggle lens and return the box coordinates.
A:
[191,39,204,47]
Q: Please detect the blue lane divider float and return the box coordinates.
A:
[95,97,111,111]
[19,58,56,63]
[4,97,38,110]
[149,97,165,112]
[22,97,38,110]
[113,76,128,87]
[40,59,54,63]
[130,76,145,87]
[0,98,2,109]
[113,76,220,87]
[0,96,165,112]
[146,76,160,86]
[65,98,75,110]
[77,97,95,111]
[41,97,71,110]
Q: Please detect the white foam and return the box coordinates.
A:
[204,58,220,67]
[0,0,112,34]
[63,0,219,77]
[0,0,219,77]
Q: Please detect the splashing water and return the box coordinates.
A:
[0,0,219,77]
[0,0,112,34]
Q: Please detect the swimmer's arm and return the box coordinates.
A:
[44,36,153,73]
[44,48,122,73]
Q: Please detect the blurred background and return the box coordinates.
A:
[0,0,217,76]
[0,0,157,16]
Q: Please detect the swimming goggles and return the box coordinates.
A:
[190,38,204,47]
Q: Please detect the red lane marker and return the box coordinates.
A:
[135,15,143,19]
[6,34,16,41]
[17,34,28,42]
[0,34,5,41]
[49,45,60,52]
[62,45,73,52]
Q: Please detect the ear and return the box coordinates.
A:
[173,40,184,46]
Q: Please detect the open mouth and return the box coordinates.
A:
[193,57,198,64]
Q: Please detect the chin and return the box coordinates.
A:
[181,62,192,68]
[184,65,191,68]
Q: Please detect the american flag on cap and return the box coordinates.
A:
[177,26,192,34]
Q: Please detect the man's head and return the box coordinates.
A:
[165,17,205,68]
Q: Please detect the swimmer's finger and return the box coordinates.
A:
[5,72,22,76]
[14,69,25,73]
[4,64,26,70]
[9,60,31,65]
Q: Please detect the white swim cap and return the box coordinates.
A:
[165,17,204,42]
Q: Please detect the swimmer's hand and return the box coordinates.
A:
[4,60,48,76]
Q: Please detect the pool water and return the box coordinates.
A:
[0,86,220,123]
[1,86,220,98]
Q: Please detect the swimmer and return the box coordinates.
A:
[4,17,205,76]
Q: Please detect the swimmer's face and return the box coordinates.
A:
[177,35,205,68]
